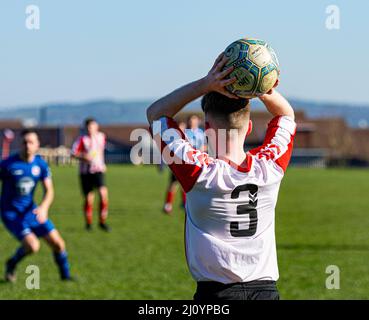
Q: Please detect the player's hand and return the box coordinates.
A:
[203,53,239,99]
[259,79,279,98]
[33,205,49,223]
[82,154,93,163]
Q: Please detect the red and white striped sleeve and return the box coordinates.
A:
[151,117,213,192]
[71,136,85,156]
[249,115,296,172]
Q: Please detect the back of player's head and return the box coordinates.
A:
[84,117,97,128]
[201,92,250,130]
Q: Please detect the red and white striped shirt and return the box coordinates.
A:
[152,115,296,284]
[72,132,107,174]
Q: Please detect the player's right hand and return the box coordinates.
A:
[82,154,93,163]
[33,206,48,223]
[203,53,239,99]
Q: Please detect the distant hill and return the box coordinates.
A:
[285,99,369,128]
[0,98,368,128]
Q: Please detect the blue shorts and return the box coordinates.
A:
[1,209,55,241]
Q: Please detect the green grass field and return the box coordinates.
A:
[0,165,368,299]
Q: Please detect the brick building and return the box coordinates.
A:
[1,111,368,167]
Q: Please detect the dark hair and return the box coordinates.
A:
[21,129,39,138]
[201,92,250,129]
[85,117,97,127]
[201,92,249,114]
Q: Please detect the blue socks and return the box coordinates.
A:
[8,247,71,280]
[8,246,27,270]
[53,251,71,280]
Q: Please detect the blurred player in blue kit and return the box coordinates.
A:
[0,129,73,282]
[163,115,205,214]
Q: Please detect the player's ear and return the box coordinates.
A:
[246,120,253,136]
[205,121,211,130]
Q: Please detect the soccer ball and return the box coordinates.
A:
[223,38,280,98]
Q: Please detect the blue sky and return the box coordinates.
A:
[0,0,368,107]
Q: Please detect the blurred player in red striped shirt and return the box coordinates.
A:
[72,118,111,232]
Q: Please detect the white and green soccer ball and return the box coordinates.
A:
[224,38,280,98]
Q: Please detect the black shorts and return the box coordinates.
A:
[194,280,279,301]
[80,173,106,195]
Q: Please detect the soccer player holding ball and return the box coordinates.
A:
[0,130,73,282]
[72,118,110,232]
[147,44,296,300]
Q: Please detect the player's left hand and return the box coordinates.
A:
[33,206,49,223]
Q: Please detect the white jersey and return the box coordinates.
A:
[152,115,296,284]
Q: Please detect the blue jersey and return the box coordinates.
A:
[0,154,51,213]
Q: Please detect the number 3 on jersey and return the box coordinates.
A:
[230,184,258,237]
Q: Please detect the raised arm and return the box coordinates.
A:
[250,88,296,173]
[146,54,238,124]
[259,89,295,120]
